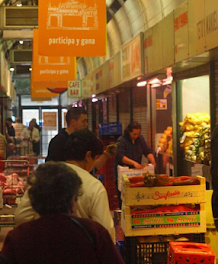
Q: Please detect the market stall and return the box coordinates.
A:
[120,171,206,264]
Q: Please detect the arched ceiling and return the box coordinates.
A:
[80,0,187,78]
[0,0,187,82]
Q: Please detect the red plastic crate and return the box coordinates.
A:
[168,242,215,264]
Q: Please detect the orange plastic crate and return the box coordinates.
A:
[168,242,215,264]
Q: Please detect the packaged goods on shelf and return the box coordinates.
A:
[180,113,211,164]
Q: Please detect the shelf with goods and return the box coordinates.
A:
[120,173,206,264]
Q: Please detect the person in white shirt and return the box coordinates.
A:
[15,130,115,242]
[21,120,40,155]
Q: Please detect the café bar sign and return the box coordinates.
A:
[38,0,106,57]
[67,80,81,98]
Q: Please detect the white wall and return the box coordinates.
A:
[181,75,210,119]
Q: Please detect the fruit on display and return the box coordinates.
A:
[128,173,200,187]
[158,126,173,155]
[180,113,210,164]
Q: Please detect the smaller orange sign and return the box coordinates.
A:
[43,112,57,129]
[33,30,76,82]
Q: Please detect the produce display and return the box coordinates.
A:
[128,174,200,188]
[158,126,173,155]
[179,113,210,164]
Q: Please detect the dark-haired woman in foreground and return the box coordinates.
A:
[1,162,124,264]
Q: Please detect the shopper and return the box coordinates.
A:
[15,130,115,242]
[1,162,124,264]
[114,121,156,208]
[45,107,116,171]
[30,118,41,155]
[21,120,40,156]
[6,118,15,157]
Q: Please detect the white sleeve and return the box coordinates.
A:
[32,128,40,142]
[91,188,115,243]
[14,189,40,225]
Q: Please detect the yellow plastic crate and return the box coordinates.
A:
[121,204,206,237]
[121,175,206,206]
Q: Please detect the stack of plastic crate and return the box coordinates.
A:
[120,174,206,264]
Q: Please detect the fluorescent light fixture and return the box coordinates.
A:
[148,78,161,85]
[16,3,22,6]
[92,94,96,98]
[10,68,15,72]
[19,40,23,44]
[137,81,147,87]
[92,98,98,102]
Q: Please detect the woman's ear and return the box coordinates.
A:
[69,195,78,216]
[85,150,92,161]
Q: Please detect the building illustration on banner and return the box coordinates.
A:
[38,56,71,65]
[47,0,98,30]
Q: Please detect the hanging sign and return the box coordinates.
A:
[121,33,144,82]
[67,80,81,98]
[38,0,106,57]
[174,1,189,63]
[31,66,66,99]
[43,112,57,130]
[32,30,76,82]
[31,70,59,99]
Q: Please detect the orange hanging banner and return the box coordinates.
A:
[32,29,77,82]
[31,69,60,99]
[38,0,106,57]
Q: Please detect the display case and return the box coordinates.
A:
[175,74,212,187]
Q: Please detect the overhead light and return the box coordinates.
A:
[137,81,147,87]
[16,3,22,6]
[19,40,23,44]
[92,94,96,98]
[148,78,161,85]
[10,68,15,72]
[92,98,98,102]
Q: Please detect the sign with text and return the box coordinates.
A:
[38,0,106,56]
[204,0,218,50]
[109,52,121,89]
[81,72,95,98]
[33,30,76,82]
[156,99,167,110]
[43,112,57,130]
[31,71,59,99]
[95,61,109,94]
[121,33,144,82]
[162,13,174,68]
[143,28,153,74]
[188,0,205,57]
[174,1,189,63]
[67,80,81,98]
